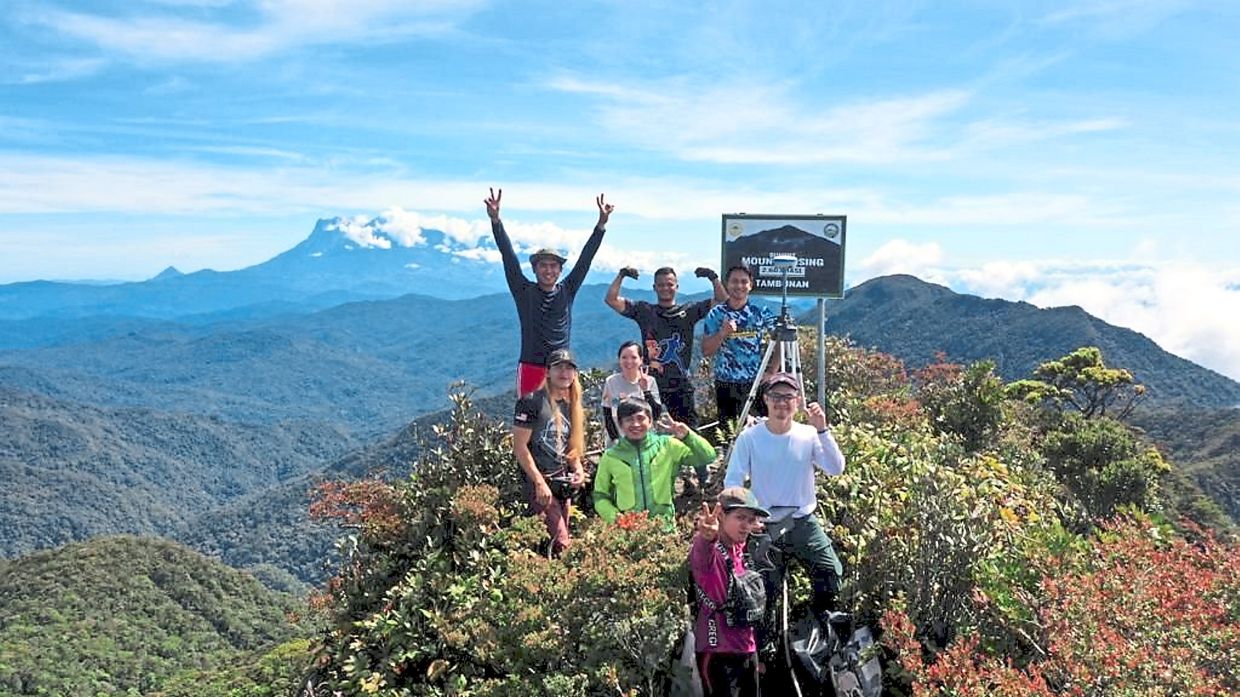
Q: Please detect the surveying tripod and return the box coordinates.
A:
[718,256,811,696]
[731,254,805,434]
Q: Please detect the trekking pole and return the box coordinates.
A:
[783,575,804,697]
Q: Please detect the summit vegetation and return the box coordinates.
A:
[297,337,1238,696]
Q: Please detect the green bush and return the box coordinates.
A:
[305,343,1234,695]
[1041,412,1169,521]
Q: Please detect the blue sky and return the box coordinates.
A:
[2,0,1239,379]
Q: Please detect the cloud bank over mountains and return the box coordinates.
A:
[860,239,1240,383]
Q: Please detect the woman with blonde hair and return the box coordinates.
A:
[512,348,586,556]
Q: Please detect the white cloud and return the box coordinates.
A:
[3,56,106,84]
[33,0,484,63]
[328,216,390,249]
[551,75,971,165]
[1025,263,1240,382]
[889,257,1240,383]
[954,260,1051,298]
[962,117,1128,148]
[860,240,944,278]
[451,248,499,263]
[377,208,490,247]
[1037,0,1194,37]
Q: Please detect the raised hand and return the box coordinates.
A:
[669,420,690,440]
[484,187,502,220]
[695,501,721,541]
[620,266,639,280]
[596,193,614,226]
[694,267,718,280]
[806,401,829,431]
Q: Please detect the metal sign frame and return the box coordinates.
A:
[720,213,847,299]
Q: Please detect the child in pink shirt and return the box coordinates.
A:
[689,487,770,697]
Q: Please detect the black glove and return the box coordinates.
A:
[694,267,718,281]
[620,266,639,280]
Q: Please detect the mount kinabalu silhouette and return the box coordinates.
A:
[0,216,611,323]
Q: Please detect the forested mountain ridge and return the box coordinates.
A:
[0,386,357,560]
[815,274,1240,409]
[0,535,301,695]
[182,391,514,583]
[1130,406,1240,521]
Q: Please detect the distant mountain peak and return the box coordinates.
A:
[846,274,956,305]
[151,266,183,281]
[295,216,454,257]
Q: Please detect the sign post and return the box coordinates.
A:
[720,214,846,299]
[721,214,846,405]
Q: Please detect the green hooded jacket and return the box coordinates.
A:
[592,429,715,523]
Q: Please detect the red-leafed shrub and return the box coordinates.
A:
[1039,517,1240,696]
[882,515,1240,696]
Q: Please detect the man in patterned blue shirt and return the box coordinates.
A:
[702,265,778,429]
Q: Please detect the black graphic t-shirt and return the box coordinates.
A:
[513,389,572,475]
[622,298,714,391]
[492,220,605,366]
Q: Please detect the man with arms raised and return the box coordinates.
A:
[723,373,846,654]
[486,187,613,395]
[604,265,726,426]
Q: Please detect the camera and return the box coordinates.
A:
[546,474,576,500]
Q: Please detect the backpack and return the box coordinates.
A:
[789,612,882,697]
[693,541,767,628]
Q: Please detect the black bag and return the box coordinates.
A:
[546,474,575,500]
[694,542,767,628]
[789,612,882,697]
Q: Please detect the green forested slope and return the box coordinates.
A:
[0,536,301,696]
[1130,406,1240,521]
[0,388,356,559]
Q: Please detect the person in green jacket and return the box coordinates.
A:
[593,397,716,525]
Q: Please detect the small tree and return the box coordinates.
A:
[1006,347,1145,419]
[915,355,1006,453]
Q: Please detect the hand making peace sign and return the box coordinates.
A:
[695,501,721,541]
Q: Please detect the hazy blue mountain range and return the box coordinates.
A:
[0,289,644,436]
[0,217,614,323]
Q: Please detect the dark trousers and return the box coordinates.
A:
[661,382,698,427]
[750,515,843,657]
[714,380,765,433]
[696,652,758,697]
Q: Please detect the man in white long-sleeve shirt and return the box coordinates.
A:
[724,371,846,650]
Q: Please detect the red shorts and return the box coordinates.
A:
[516,362,547,396]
